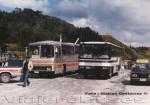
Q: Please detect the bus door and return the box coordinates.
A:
[54,45,63,73]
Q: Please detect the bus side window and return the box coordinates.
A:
[33,49,39,55]
[41,45,54,58]
[62,45,74,55]
[75,45,79,55]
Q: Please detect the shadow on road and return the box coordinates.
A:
[30,72,111,80]
[0,80,20,84]
[17,84,24,86]
[122,80,131,85]
[30,71,77,79]
[65,73,109,80]
[9,80,20,83]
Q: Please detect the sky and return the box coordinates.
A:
[0,0,150,47]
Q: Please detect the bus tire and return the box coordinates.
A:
[106,75,111,79]
[39,73,44,78]
[106,69,113,79]
[62,64,66,76]
[115,72,118,76]
[50,72,55,78]
[84,74,88,79]
[0,73,11,83]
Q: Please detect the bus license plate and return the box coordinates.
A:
[34,71,39,74]
[140,78,146,81]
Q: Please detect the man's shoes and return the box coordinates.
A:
[23,85,26,87]
[27,82,30,86]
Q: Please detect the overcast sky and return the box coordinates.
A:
[0,0,150,47]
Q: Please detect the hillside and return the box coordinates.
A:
[0,8,101,49]
[134,47,150,59]
[101,35,138,60]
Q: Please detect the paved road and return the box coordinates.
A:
[0,70,149,105]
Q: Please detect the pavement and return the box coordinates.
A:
[0,69,149,105]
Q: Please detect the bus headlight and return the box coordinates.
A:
[85,66,92,69]
[79,66,86,69]
[102,66,110,70]
[148,74,150,78]
[132,74,137,77]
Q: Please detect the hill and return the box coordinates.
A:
[134,47,150,59]
[0,8,101,49]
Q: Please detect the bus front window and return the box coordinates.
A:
[80,44,109,59]
[41,45,54,58]
[30,46,40,58]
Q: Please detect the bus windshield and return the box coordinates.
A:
[30,45,54,58]
[80,44,109,59]
[41,45,54,58]
[30,45,40,58]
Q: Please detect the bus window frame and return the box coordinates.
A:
[41,45,54,58]
[110,45,122,57]
[79,44,111,59]
[62,44,75,56]
[54,45,61,57]
[29,45,41,58]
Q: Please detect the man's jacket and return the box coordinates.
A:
[23,60,33,71]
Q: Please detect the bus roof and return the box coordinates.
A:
[80,41,121,48]
[29,40,76,46]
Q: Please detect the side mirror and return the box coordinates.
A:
[55,47,58,53]
[55,47,60,57]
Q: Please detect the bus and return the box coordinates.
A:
[79,42,123,79]
[28,41,79,77]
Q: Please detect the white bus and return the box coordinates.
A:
[28,41,79,77]
[79,42,123,79]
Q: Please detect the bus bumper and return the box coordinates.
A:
[78,66,112,76]
[30,70,55,75]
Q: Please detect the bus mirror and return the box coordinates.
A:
[55,47,60,57]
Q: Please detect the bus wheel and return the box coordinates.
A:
[106,70,113,79]
[115,72,118,76]
[84,74,88,79]
[50,72,55,78]
[109,69,113,78]
[39,73,44,77]
[62,64,66,76]
[0,73,11,83]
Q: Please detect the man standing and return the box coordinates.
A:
[22,57,33,87]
